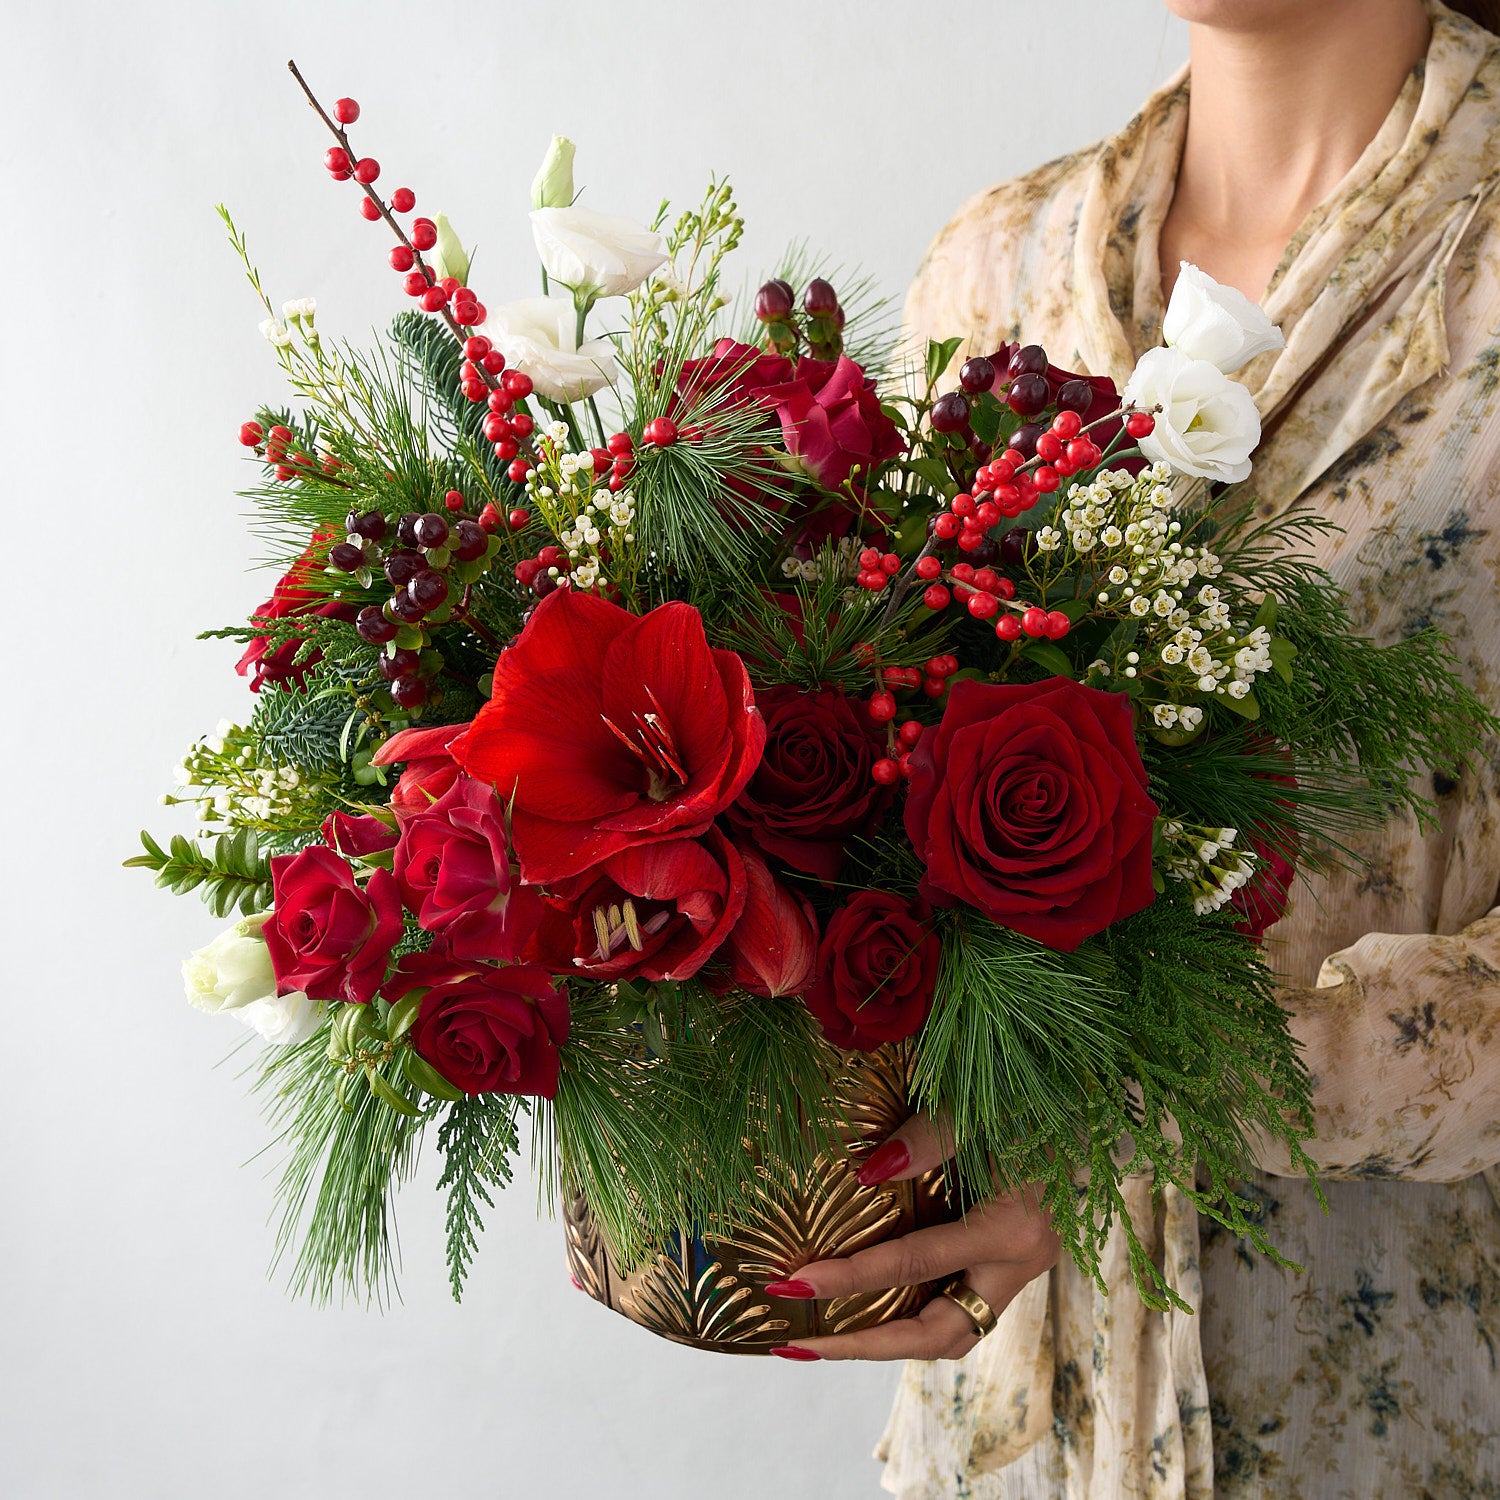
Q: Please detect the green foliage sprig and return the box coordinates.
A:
[126,828,273,917]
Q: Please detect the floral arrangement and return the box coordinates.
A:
[134,65,1492,1312]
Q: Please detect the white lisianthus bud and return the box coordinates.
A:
[529,205,668,300]
[429,214,470,286]
[530,134,577,210]
[1162,262,1284,375]
[486,297,617,402]
[231,988,325,1047]
[182,912,279,1014]
[1122,347,1261,483]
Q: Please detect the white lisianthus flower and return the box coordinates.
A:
[529,205,668,299]
[1162,262,1284,375]
[182,912,279,1014]
[1123,347,1261,483]
[232,989,325,1047]
[485,297,618,402]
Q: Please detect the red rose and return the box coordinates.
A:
[528,825,746,984]
[758,354,905,493]
[724,685,892,882]
[371,722,467,816]
[723,846,819,998]
[263,845,404,1003]
[1233,839,1295,939]
[393,774,544,961]
[236,529,357,692]
[450,590,765,884]
[905,678,1158,952]
[389,953,569,1098]
[321,810,398,858]
[804,891,939,1051]
[671,337,794,416]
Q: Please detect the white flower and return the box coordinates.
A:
[258,318,291,347]
[1162,262,1284,375]
[530,135,577,211]
[485,297,618,402]
[1123,347,1261,484]
[232,989,324,1047]
[182,912,279,1014]
[530,205,667,299]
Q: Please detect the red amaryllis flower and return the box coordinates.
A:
[528,826,746,984]
[387,952,569,1098]
[722,846,819,998]
[804,891,939,1051]
[449,589,765,884]
[236,528,357,692]
[393,774,544,961]
[724,684,892,882]
[263,845,404,1003]
[371,722,467,816]
[905,678,1158,952]
[757,354,905,493]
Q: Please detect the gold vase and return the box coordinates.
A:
[561,1041,956,1354]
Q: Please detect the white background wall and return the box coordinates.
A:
[0,4,1187,1496]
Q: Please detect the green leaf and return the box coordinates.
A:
[1218,689,1262,720]
[403,1049,464,1103]
[1021,641,1076,678]
[365,1063,421,1118]
[386,996,421,1042]
[904,456,954,495]
[925,336,962,388]
[1269,636,1297,685]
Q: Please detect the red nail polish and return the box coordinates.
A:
[857,1139,910,1187]
[764,1279,817,1300]
[771,1345,822,1362]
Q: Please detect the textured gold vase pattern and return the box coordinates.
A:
[562,1041,956,1354]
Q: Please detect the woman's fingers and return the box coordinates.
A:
[774,1259,1026,1364]
[854,1109,953,1186]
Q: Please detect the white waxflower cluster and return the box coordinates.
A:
[781,536,863,585]
[162,721,314,835]
[1157,820,1257,915]
[526,440,638,592]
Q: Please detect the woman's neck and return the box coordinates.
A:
[1160,0,1431,302]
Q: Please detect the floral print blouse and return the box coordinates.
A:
[876,5,1500,1496]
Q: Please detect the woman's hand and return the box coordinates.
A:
[765,1112,1060,1363]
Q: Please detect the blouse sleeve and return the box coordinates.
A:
[1256,906,1500,1182]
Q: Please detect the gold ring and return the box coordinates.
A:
[939,1278,999,1339]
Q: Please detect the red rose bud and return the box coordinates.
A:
[370,722,469,817]
[724,847,819,998]
[756,355,905,492]
[320,810,398,859]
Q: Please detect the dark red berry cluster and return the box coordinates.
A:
[754,277,845,360]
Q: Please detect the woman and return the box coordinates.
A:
[769,2,1500,1494]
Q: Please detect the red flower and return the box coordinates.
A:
[1233,839,1296,939]
[236,529,356,692]
[724,685,892,882]
[671,337,793,416]
[371,722,466,816]
[263,845,404,1003]
[758,354,905,493]
[388,953,569,1098]
[321,810,398,858]
[450,589,765,884]
[723,846,819,998]
[905,678,1158,952]
[804,891,939,1051]
[528,826,746,984]
[393,774,544,961]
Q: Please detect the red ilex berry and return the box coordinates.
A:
[487,388,515,415]
[868,691,898,724]
[643,417,679,446]
[420,285,450,313]
[274,464,295,482]
[403,270,428,297]
[898,719,924,748]
[898,752,917,780]
[933,513,961,540]
[502,369,533,399]
[1044,610,1071,640]
[265,424,292,458]
[859,547,881,569]
[483,416,509,443]
[238,421,263,447]
[462,335,492,361]
[508,508,530,531]
[871,757,901,786]
[1033,466,1060,493]
[922,584,951,610]
[461,380,486,404]
[479,503,503,532]
[411,218,437,251]
[950,563,976,584]
[391,187,416,214]
[333,97,360,124]
[606,431,634,456]
[389,245,415,272]
[507,458,531,483]
[1021,606,1049,637]
[1035,431,1063,462]
[995,614,1022,642]
[880,553,901,576]
[353,158,380,185]
[510,413,535,439]
[612,456,635,481]
[1053,458,1077,479]
[950,493,976,519]
[970,568,999,593]
[514,558,540,585]
[915,555,942,581]
[323,146,351,176]
[972,467,996,493]
[493,437,520,461]
[1125,411,1155,439]
[975,500,1002,530]
[482,350,506,375]
[1051,409,1083,439]
[851,641,877,665]
[1066,438,1101,468]
[437,277,460,297]
[884,667,922,690]
[857,569,888,591]
[957,529,985,553]
[967,592,999,621]
[444,489,465,512]
[358,198,381,222]
[923,655,950,678]
[922,675,947,698]
[590,448,611,475]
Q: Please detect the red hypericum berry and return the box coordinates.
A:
[507,458,531,483]
[444,489,465,513]
[606,431,633,455]
[508,508,530,531]
[922,675,946,698]
[1126,411,1155,439]
[493,437,520,460]
[388,245,415,272]
[1035,432,1063,462]
[1021,606,1049,637]
[880,553,901,576]
[274,464,295,481]
[1033,466,1060,493]
[643,417,679,446]
[403,270,428,297]
[510,412,535,439]
[868,691,898,724]
[975,500,1002,530]
[480,504,503,532]
[353,158,380,185]
[1044,610,1071,640]
[537,545,562,567]
[333,97,360,124]
[915,555,942,580]
[933,513,961,540]
[612,455,635,480]
[514,558,540,585]
[463,335,492,360]
[411,218,437,251]
[871,757,900,786]
[420,286,450,313]
[358,198,381,222]
[503,369,533,399]
[950,493,976,519]
[922,584,951,610]
[482,350,506,374]
[1051,409,1083,439]
[238,421,263,447]
[898,719,924,748]
[967,591,999,621]
[391,187,416,214]
[487,389,515,416]
[995,614,1022,641]
[323,146,351,175]
[858,547,881,569]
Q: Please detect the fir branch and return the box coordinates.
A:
[435,1094,521,1301]
[125,828,272,917]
